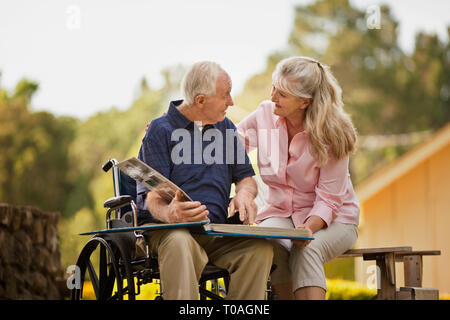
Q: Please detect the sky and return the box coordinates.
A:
[0,0,449,119]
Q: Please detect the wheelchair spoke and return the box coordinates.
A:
[98,243,107,299]
[199,285,224,300]
[72,236,125,300]
[87,259,100,298]
[101,270,117,299]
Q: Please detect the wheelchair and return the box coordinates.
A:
[71,158,276,300]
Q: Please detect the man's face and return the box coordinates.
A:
[202,72,234,125]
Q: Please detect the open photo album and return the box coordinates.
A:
[84,157,314,241]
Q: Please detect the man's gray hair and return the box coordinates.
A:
[181,61,224,105]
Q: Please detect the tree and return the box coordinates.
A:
[0,79,77,213]
[235,0,449,184]
[237,0,449,135]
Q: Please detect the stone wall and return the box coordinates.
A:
[0,203,63,299]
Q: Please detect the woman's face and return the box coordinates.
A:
[270,84,310,119]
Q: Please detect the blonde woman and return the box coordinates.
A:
[237,56,360,300]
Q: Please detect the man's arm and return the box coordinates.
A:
[146,190,209,223]
[140,120,208,224]
[228,176,258,224]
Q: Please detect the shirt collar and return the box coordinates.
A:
[272,103,306,135]
[167,100,192,129]
[275,115,284,127]
[167,100,217,130]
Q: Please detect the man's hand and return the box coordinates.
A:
[167,190,209,223]
[146,190,209,223]
[228,189,258,225]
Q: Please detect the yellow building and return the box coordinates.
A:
[354,122,450,295]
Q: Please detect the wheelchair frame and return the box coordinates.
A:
[71,158,251,300]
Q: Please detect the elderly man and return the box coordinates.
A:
[136,61,273,300]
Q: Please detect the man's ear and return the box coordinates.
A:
[194,94,206,107]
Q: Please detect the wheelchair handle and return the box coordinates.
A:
[102,159,115,172]
[102,158,139,229]
[102,159,120,198]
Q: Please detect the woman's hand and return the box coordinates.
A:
[145,112,166,131]
[292,224,313,248]
[291,215,326,248]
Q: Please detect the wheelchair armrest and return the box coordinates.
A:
[104,195,134,209]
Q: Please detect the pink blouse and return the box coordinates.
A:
[237,101,360,228]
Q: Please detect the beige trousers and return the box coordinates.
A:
[259,217,358,292]
[136,227,273,300]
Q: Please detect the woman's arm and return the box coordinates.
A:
[236,109,259,153]
[304,215,326,233]
[305,155,350,228]
[292,216,326,249]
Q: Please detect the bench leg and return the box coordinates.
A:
[373,253,397,300]
[403,255,422,287]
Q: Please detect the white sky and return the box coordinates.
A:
[0,0,449,119]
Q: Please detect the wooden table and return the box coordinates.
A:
[340,247,441,300]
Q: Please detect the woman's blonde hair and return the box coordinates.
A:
[272,56,357,166]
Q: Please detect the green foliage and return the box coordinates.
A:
[238,0,449,136]
[66,89,165,216]
[326,279,377,300]
[236,0,449,184]
[12,78,39,103]
[0,79,77,213]
[440,293,450,300]
[324,257,355,281]
[235,53,285,112]
[59,208,98,268]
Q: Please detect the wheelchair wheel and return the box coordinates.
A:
[71,235,135,300]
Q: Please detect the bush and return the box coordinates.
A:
[326,279,377,300]
[440,293,450,300]
[83,278,450,300]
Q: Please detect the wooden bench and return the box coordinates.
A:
[339,247,441,300]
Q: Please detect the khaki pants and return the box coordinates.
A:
[136,227,273,300]
[259,217,358,292]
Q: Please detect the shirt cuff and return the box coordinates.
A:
[305,201,333,228]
